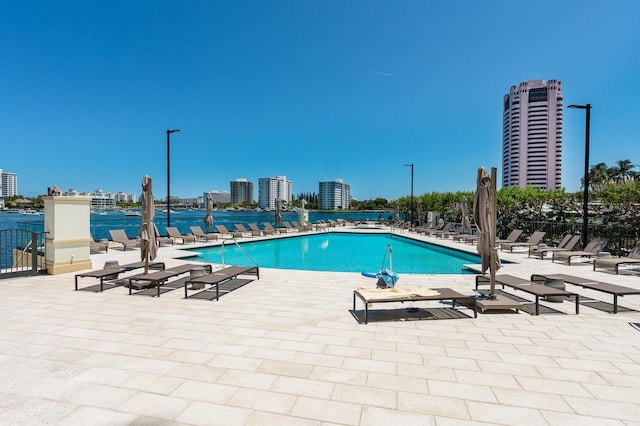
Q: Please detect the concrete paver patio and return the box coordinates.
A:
[1,229,640,425]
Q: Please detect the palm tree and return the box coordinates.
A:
[586,162,610,190]
[615,159,634,183]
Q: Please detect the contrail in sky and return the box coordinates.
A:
[368,70,393,77]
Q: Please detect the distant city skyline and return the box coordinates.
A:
[2,2,639,199]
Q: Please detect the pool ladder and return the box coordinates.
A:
[221,238,257,266]
[381,244,393,271]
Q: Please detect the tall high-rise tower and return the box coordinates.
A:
[318,179,351,210]
[0,169,18,197]
[229,178,254,205]
[258,176,292,209]
[502,79,563,190]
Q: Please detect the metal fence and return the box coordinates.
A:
[500,221,640,257]
[0,226,47,279]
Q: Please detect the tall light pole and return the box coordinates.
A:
[568,104,591,248]
[403,163,414,227]
[166,129,180,228]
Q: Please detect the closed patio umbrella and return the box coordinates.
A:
[474,166,500,299]
[204,193,214,231]
[461,195,471,233]
[139,175,158,274]
[416,199,424,226]
[275,198,282,228]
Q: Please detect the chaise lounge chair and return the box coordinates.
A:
[278,221,301,233]
[528,234,580,259]
[432,222,455,238]
[292,221,314,232]
[90,234,109,253]
[501,230,546,252]
[190,226,219,241]
[166,227,197,244]
[353,287,477,324]
[249,223,271,235]
[109,229,141,251]
[552,237,610,265]
[435,224,463,239]
[184,265,260,300]
[495,229,524,246]
[477,274,580,315]
[75,260,165,292]
[263,222,280,234]
[593,240,640,274]
[531,273,640,314]
[216,224,242,238]
[128,263,213,297]
[235,223,260,237]
[306,220,324,231]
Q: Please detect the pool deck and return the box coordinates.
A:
[2,226,640,425]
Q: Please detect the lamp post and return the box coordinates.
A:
[403,163,414,227]
[166,129,180,228]
[568,104,591,248]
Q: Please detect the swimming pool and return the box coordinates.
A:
[184,233,482,274]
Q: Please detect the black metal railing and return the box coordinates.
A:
[0,227,47,279]
[499,221,639,257]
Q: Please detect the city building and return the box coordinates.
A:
[60,188,137,209]
[318,179,351,210]
[115,192,137,203]
[62,188,116,209]
[229,178,254,205]
[0,169,18,197]
[502,79,563,190]
[258,176,292,209]
[203,190,230,206]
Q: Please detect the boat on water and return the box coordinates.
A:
[124,211,142,217]
[20,209,42,216]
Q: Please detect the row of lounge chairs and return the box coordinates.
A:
[425,224,640,275]
[476,272,640,315]
[75,260,259,299]
[103,221,325,251]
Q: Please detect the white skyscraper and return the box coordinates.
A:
[258,176,292,209]
[502,79,563,190]
[318,179,351,210]
[0,169,18,197]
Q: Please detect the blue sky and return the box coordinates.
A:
[2,1,639,200]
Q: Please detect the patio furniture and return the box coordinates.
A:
[501,231,546,252]
[552,237,610,265]
[262,222,280,234]
[184,265,260,300]
[353,287,477,324]
[532,273,640,314]
[495,229,524,246]
[190,226,219,241]
[592,240,640,274]
[476,274,580,315]
[216,224,242,238]
[90,236,109,254]
[75,260,165,292]
[528,234,580,259]
[235,223,260,237]
[166,227,197,244]
[249,223,271,235]
[108,229,141,251]
[128,263,212,297]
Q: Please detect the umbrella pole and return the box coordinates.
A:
[144,242,149,274]
[489,167,497,300]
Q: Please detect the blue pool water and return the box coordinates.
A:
[184,233,482,274]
